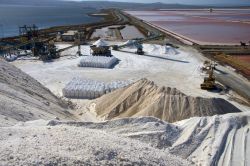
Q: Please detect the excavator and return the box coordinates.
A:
[135,44,144,55]
[200,62,217,90]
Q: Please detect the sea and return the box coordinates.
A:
[0,5,102,38]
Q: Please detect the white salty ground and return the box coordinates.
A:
[0,114,249,166]
[11,43,218,97]
[0,118,190,166]
[120,25,145,39]
[91,25,144,40]
[91,27,116,40]
[1,43,250,166]
[12,43,250,112]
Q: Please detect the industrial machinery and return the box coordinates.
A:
[135,44,144,55]
[74,32,83,56]
[112,34,164,55]
[56,31,85,57]
[200,62,217,90]
[90,45,112,57]
[89,38,112,56]
[18,25,39,51]
[19,25,59,61]
[1,37,59,62]
[37,40,60,61]
[200,60,212,73]
[19,25,39,41]
[1,25,61,61]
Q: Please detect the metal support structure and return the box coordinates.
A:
[113,34,164,55]
[77,45,81,56]
[74,32,83,56]
[0,24,4,39]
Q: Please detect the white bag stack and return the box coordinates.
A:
[63,78,134,99]
[78,56,118,68]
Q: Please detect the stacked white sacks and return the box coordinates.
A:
[78,56,118,68]
[105,80,133,92]
[63,78,134,99]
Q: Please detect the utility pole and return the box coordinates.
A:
[75,32,81,56]
[0,24,4,39]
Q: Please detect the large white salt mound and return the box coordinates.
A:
[0,60,75,127]
[50,114,250,166]
[93,39,108,47]
[0,118,190,166]
[2,114,249,165]
[146,44,158,53]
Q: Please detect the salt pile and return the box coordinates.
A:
[123,40,137,48]
[93,39,109,47]
[0,60,74,127]
[146,44,158,53]
[0,118,190,166]
[78,56,118,68]
[63,77,133,99]
[55,115,248,166]
[1,115,249,165]
[142,44,178,55]
[94,79,241,122]
[161,45,178,55]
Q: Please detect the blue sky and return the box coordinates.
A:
[71,0,250,5]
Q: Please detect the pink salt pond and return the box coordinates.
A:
[126,10,250,45]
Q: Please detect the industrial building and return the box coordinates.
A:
[61,30,79,42]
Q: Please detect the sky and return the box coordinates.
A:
[71,0,250,5]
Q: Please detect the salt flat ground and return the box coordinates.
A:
[12,43,249,111]
[91,25,144,40]
[6,42,250,166]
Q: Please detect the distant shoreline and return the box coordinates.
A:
[0,5,102,39]
[0,9,118,43]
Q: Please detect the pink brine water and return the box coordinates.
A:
[126,10,250,45]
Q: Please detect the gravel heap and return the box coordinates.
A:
[94,78,241,122]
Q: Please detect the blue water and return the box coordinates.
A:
[0,5,101,38]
